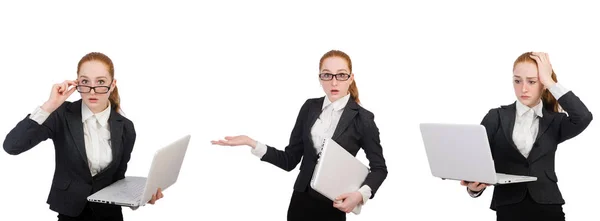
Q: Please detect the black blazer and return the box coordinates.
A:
[479,91,592,210]
[3,99,136,217]
[260,96,388,199]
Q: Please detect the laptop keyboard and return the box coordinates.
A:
[110,179,146,202]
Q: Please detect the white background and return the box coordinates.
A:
[0,1,598,220]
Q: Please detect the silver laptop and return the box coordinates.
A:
[87,135,191,207]
[310,138,369,214]
[419,123,536,185]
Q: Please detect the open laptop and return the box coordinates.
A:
[87,134,191,207]
[419,123,536,185]
[310,138,369,214]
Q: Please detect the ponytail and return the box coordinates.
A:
[109,85,121,113]
[348,80,360,104]
[541,71,560,112]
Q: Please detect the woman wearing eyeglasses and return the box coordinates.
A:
[3,52,163,221]
[211,50,388,221]
[460,52,593,221]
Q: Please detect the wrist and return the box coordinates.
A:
[356,191,364,203]
[41,101,57,113]
[543,80,556,88]
[468,187,482,193]
[249,139,257,149]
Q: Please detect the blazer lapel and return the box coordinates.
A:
[535,108,555,141]
[65,100,89,166]
[108,109,124,166]
[527,108,556,162]
[305,97,324,157]
[331,98,359,140]
[499,103,525,158]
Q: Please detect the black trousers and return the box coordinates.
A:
[57,202,123,221]
[496,192,565,221]
[287,188,346,221]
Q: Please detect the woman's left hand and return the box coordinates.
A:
[148,188,164,204]
[333,191,363,213]
[529,52,556,87]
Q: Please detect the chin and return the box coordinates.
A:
[326,93,340,100]
[518,99,534,107]
[83,100,108,109]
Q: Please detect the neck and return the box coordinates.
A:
[90,102,110,114]
[527,99,542,108]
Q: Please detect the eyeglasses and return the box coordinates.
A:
[319,73,351,81]
[76,85,111,94]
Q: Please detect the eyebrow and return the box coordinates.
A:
[79,75,108,79]
[513,75,538,79]
[321,69,348,73]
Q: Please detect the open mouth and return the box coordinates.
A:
[330,89,339,94]
[89,98,99,103]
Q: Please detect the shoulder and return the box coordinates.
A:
[51,101,75,117]
[55,102,70,113]
[304,97,324,105]
[486,102,515,117]
[356,104,375,121]
[299,97,324,111]
[113,110,136,131]
[352,103,377,132]
[121,115,135,128]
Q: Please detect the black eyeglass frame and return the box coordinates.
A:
[318,73,351,81]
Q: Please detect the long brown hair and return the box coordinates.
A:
[77,52,121,113]
[319,50,360,103]
[513,52,560,112]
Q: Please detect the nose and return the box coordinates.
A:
[331,78,338,86]
[90,88,96,95]
[521,83,528,93]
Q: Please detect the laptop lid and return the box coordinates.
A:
[419,123,498,184]
[138,134,191,205]
[310,138,369,202]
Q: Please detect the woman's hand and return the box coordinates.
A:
[333,191,363,213]
[148,188,163,204]
[529,52,556,87]
[41,80,78,113]
[211,135,257,149]
[460,180,490,192]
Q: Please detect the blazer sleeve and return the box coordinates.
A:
[3,106,62,155]
[260,100,308,172]
[114,120,136,181]
[469,108,500,196]
[556,91,593,143]
[481,108,500,146]
[360,112,388,199]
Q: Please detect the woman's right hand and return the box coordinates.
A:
[211,135,258,149]
[460,180,490,192]
[41,80,78,113]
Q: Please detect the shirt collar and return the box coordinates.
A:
[516,99,544,118]
[81,102,111,127]
[323,93,351,111]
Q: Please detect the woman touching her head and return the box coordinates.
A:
[3,52,163,221]
[461,52,593,221]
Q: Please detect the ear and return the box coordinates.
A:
[350,72,355,82]
[110,79,117,92]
